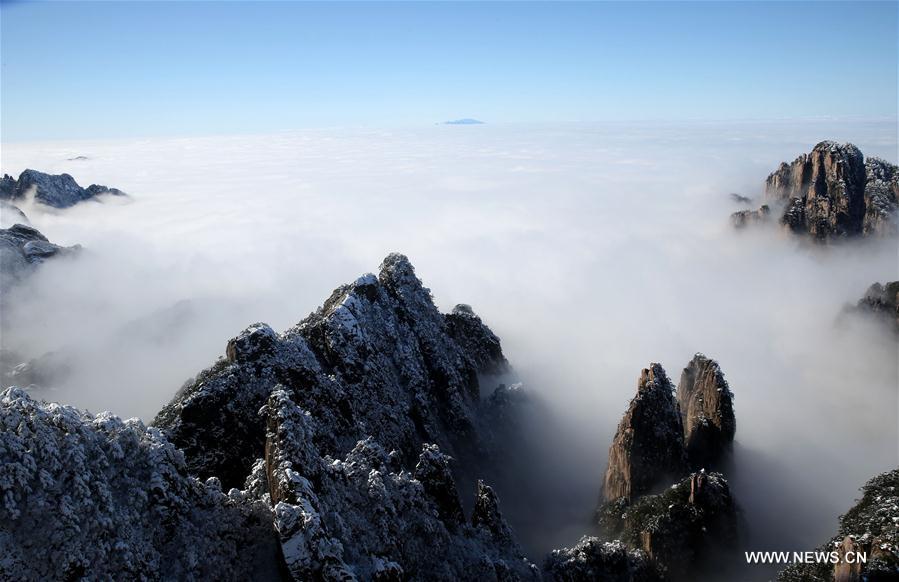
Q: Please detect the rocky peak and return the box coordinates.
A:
[601,363,687,502]
[0,223,79,294]
[740,141,899,241]
[765,141,865,202]
[863,157,899,236]
[676,354,736,470]
[414,443,465,525]
[151,253,542,578]
[445,303,509,376]
[848,281,899,334]
[1,169,126,209]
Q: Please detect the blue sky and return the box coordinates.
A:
[1,1,896,141]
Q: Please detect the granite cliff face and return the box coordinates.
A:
[676,354,736,470]
[601,364,687,503]
[732,141,898,241]
[0,169,125,209]
[596,357,739,579]
[779,469,899,582]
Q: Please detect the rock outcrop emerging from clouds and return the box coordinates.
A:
[0,224,78,294]
[676,354,736,470]
[849,281,899,335]
[154,253,538,579]
[0,169,126,209]
[602,364,687,503]
[731,141,898,241]
[595,357,739,579]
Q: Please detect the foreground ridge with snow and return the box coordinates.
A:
[0,387,281,581]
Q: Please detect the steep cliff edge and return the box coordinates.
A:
[731,142,898,241]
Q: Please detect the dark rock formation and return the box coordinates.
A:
[262,387,536,580]
[601,364,687,502]
[730,204,771,228]
[849,281,899,334]
[598,471,739,580]
[154,253,540,579]
[676,354,736,469]
[863,158,899,236]
[0,169,126,209]
[594,357,740,579]
[414,443,465,525]
[779,469,899,582]
[0,224,79,294]
[0,387,282,581]
[445,304,509,376]
[730,193,754,205]
[154,253,510,490]
[544,537,663,582]
[734,142,898,241]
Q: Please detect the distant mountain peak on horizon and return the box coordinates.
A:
[443,118,485,125]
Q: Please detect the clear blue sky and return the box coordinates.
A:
[1,1,896,141]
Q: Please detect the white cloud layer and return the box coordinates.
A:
[1,119,896,561]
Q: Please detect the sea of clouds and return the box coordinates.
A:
[1,119,896,571]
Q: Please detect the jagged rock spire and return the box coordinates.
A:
[602,364,686,502]
[676,354,736,470]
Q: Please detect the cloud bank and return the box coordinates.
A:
[1,119,896,566]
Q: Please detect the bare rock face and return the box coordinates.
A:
[0,387,281,581]
[733,142,898,241]
[676,354,736,470]
[765,142,897,241]
[863,158,899,236]
[598,471,739,580]
[1,169,126,209]
[602,364,687,502]
[544,537,663,582]
[779,469,899,582]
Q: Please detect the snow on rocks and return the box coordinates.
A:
[0,387,279,581]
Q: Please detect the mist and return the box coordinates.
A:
[1,119,896,570]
